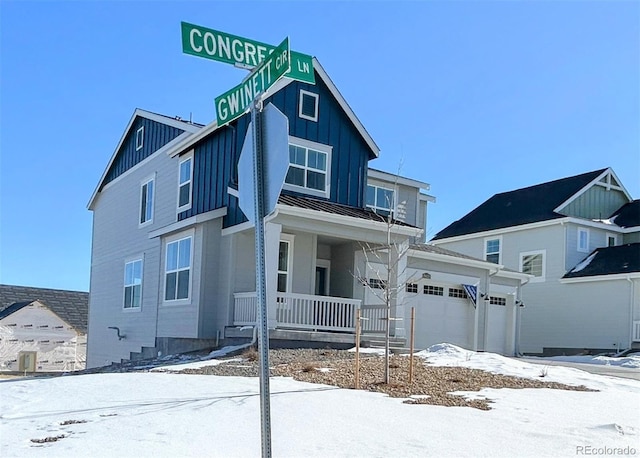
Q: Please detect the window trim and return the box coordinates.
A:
[139,174,155,227]
[423,284,444,296]
[278,234,295,293]
[484,236,502,264]
[298,90,319,122]
[519,249,546,282]
[135,126,144,151]
[577,227,590,253]
[123,258,143,311]
[177,152,194,213]
[283,136,331,199]
[163,231,194,305]
[366,183,396,214]
[406,282,418,294]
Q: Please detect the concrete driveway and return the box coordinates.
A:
[517,357,640,381]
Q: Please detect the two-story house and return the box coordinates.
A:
[431,168,640,355]
[87,59,529,367]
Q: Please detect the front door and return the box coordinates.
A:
[315,260,330,296]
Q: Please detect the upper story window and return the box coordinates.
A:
[135,126,144,151]
[366,185,395,213]
[178,154,193,212]
[485,237,501,264]
[165,236,192,301]
[284,138,331,198]
[298,90,319,122]
[139,176,154,226]
[520,250,546,282]
[577,228,589,253]
[124,259,143,309]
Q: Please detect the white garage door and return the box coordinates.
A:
[486,297,508,354]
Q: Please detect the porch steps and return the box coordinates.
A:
[362,335,411,354]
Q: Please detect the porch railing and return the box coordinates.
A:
[233,292,361,332]
[633,321,640,342]
[360,304,387,334]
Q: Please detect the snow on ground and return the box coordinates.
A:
[1,343,638,458]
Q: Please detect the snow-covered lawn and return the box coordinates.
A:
[1,344,638,457]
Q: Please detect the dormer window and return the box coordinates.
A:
[366,184,394,213]
[298,90,319,122]
[578,228,589,253]
[136,126,144,151]
[177,153,193,212]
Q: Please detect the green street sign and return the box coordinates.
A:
[214,37,291,127]
[181,21,314,84]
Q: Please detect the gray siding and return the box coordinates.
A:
[561,186,628,219]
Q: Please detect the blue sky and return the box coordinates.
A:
[1,1,638,292]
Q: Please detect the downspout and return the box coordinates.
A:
[514,276,530,356]
[483,267,500,351]
[628,276,635,350]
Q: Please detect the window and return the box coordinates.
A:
[520,250,546,281]
[448,288,468,299]
[423,285,444,296]
[140,177,154,225]
[277,238,292,293]
[489,296,506,306]
[165,236,192,301]
[485,238,501,264]
[606,233,617,247]
[124,259,143,309]
[578,228,589,253]
[298,90,319,122]
[136,126,144,151]
[406,283,418,293]
[369,278,387,289]
[284,139,330,197]
[366,184,395,213]
[178,155,193,211]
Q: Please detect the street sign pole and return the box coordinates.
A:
[251,99,272,458]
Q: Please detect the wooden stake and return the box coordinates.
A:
[355,308,361,389]
[409,306,415,384]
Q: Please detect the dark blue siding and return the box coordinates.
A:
[182,72,374,227]
[103,117,184,187]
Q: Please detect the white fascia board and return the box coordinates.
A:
[87,109,201,210]
[167,77,296,159]
[312,59,380,158]
[555,168,633,214]
[430,218,570,245]
[560,273,640,284]
[367,169,430,191]
[409,249,503,271]
[419,192,436,203]
[148,207,227,239]
[275,204,421,238]
[565,217,627,232]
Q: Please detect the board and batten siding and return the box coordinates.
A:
[103,116,185,187]
[183,74,373,228]
[560,186,628,220]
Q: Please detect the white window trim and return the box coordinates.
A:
[283,136,331,199]
[123,257,143,312]
[605,232,617,247]
[577,227,590,253]
[177,151,194,213]
[366,183,396,214]
[298,90,319,122]
[278,234,295,293]
[139,174,155,227]
[484,236,502,264]
[136,126,144,151]
[519,249,546,283]
[163,230,194,305]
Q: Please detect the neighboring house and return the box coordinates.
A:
[431,168,640,355]
[0,285,88,372]
[86,59,529,368]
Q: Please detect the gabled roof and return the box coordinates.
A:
[563,243,640,279]
[609,200,640,228]
[166,58,380,160]
[0,285,89,333]
[432,168,608,240]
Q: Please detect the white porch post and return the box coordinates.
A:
[264,222,282,329]
[390,240,408,338]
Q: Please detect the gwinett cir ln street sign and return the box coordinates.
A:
[214,37,291,127]
[181,21,314,84]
